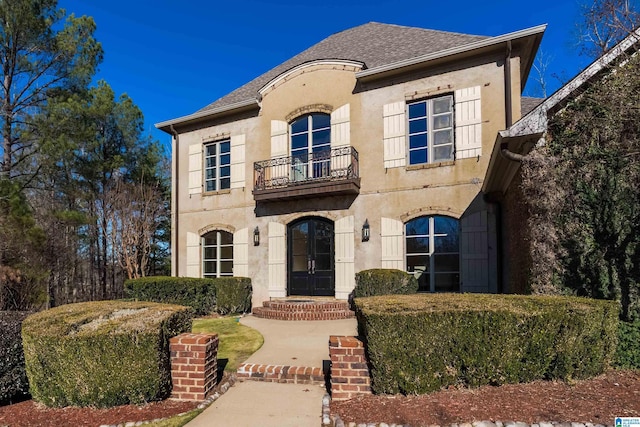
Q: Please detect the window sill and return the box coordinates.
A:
[406,160,455,171]
[202,189,232,196]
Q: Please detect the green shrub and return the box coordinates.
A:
[125,276,217,315]
[616,319,640,369]
[0,311,31,403]
[22,301,193,408]
[214,277,252,315]
[353,269,418,298]
[355,293,618,395]
[125,276,252,315]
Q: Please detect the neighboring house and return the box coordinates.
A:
[482,26,640,294]
[156,22,545,307]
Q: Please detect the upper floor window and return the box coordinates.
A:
[204,139,230,192]
[202,230,233,278]
[408,95,454,165]
[406,215,459,292]
[290,113,331,180]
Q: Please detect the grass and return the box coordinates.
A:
[191,316,264,371]
[144,409,203,426]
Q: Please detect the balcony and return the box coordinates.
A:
[253,146,360,202]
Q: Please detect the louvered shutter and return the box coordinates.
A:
[454,86,482,159]
[185,231,200,278]
[383,102,406,168]
[381,217,404,269]
[331,104,350,148]
[188,144,202,195]
[230,134,245,189]
[459,211,489,292]
[233,228,249,277]
[334,216,355,299]
[268,222,286,298]
[270,120,288,158]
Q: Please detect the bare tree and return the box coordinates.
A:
[579,0,640,57]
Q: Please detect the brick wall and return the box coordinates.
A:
[236,363,325,384]
[169,333,218,401]
[329,336,371,401]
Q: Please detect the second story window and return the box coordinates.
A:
[408,95,454,165]
[204,139,231,192]
[290,113,331,180]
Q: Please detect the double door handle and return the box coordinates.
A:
[307,258,316,274]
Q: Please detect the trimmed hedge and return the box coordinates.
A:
[355,293,618,395]
[616,319,640,369]
[22,301,193,408]
[124,276,252,316]
[0,311,31,403]
[353,269,418,298]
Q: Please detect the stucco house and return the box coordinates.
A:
[156,22,545,309]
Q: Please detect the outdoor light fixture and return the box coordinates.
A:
[253,226,260,246]
[362,219,370,242]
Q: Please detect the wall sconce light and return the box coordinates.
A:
[362,219,370,242]
[253,226,260,246]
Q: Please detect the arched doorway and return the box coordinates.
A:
[288,217,334,296]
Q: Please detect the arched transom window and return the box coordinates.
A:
[202,230,233,278]
[405,216,459,292]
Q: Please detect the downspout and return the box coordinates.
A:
[169,124,179,277]
[500,40,525,163]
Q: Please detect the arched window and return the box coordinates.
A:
[202,230,233,278]
[290,113,331,180]
[405,216,459,292]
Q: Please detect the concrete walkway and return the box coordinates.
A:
[184,315,357,427]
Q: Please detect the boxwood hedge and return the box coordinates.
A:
[22,301,193,408]
[353,269,418,298]
[124,276,251,316]
[355,293,618,395]
[0,311,31,403]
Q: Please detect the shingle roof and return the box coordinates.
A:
[521,96,545,116]
[198,22,488,113]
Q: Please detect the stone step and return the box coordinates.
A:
[252,299,355,321]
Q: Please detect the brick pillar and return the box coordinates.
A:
[329,335,372,401]
[169,333,218,401]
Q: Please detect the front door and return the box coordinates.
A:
[288,217,334,296]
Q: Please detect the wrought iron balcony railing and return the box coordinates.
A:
[253,146,360,200]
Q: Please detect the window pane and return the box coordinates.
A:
[315,254,331,271]
[406,236,429,254]
[205,157,216,168]
[219,141,230,153]
[434,235,459,253]
[316,234,331,254]
[408,102,427,118]
[434,254,459,272]
[220,166,230,177]
[312,129,330,146]
[205,181,216,192]
[435,273,459,292]
[409,134,427,149]
[203,233,217,246]
[204,247,217,260]
[434,216,458,235]
[220,153,230,166]
[205,168,216,179]
[220,261,233,275]
[291,134,308,150]
[406,217,430,236]
[410,149,427,164]
[293,255,307,272]
[433,114,452,129]
[433,145,453,161]
[220,245,233,260]
[291,117,308,134]
[407,254,429,273]
[203,260,216,274]
[409,119,427,134]
[434,129,452,145]
[219,231,233,245]
[312,114,330,129]
[432,96,452,114]
[205,145,216,156]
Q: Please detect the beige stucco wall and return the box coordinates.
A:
[172,51,526,307]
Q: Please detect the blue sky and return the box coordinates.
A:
[59,0,594,146]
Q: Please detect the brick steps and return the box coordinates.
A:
[236,363,326,385]
[252,299,355,321]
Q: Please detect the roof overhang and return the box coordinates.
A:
[155,98,259,134]
[355,24,547,90]
[482,26,640,195]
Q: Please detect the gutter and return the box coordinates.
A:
[169,124,179,277]
[155,99,259,132]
